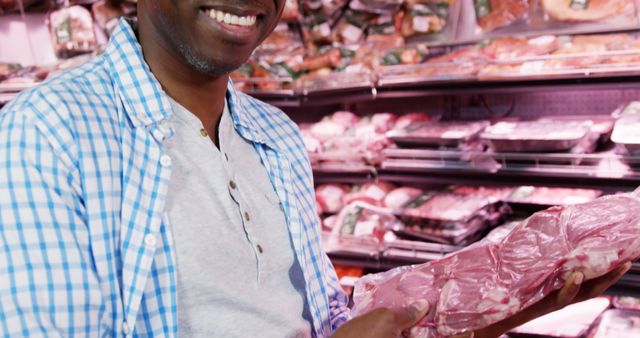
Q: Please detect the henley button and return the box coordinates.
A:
[160,155,172,167]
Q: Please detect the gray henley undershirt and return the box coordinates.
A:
[163,97,312,338]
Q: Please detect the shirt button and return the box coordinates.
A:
[144,234,157,248]
[160,155,172,167]
[229,180,237,189]
[200,128,208,137]
[257,244,264,254]
[244,212,250,222]
[122,321,130,335]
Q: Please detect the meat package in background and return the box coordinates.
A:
[384,186,424,210]
[591,309,640,338]
[507,186,603,206]
[316,184,350,213]
[612,101,640,155]
[612,296,640,311]
[541,0,637,24]
[352,190,640,338]
[327,202,401,253]
[481,120,593,153]
[474,0,529,31]
[343,181,397,207]
[49,5,97,58]
[393,192,510,245]
[388,120,490,148]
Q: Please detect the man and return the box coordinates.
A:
[0,1,632,337]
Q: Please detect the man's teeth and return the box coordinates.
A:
[207,9,257,27]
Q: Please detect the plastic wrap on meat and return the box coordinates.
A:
[507,186,603,206]
[481,36,560,61]
[316,184,350,213]
[542,0,637,23]
[613,296,640,311]
[481,120,592,152]
[592,309,640,338]
[388,121,489,148]
[450,186,515,203]
[474,0,529,31]
[327,202,400,252]
[385,187,424,210]
[344,181,397,207]
[393,113,434,131]
[400,193,494,223]
[352,191,640,338]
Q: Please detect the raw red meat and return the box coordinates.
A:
[315,184,349,214]
[384,187,424,210]
[400,193,493,223]
[331,111,360,127]
[353,192,640,337]
[393,113,433,131]
[343,181,397,207]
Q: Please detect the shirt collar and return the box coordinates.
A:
[103,18,172,128]
[103,19,284,152]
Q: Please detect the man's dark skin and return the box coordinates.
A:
[134,1,636,337]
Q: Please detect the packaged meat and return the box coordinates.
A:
[612,296,640,311]
[591,309,640,338]
[507,186,603,206]
[393,113,435,131]
[612,101,640,155]
[481,120,592,152]
[327,202,400,253]
[388,120,489,148]
[449,185,515,203]
[393,192,511,245]
[474,0,529,31]
[316,184,350,214]
[541,0,637,23]
[48,5,97,58]
[343,181,397,207]
[384,187,424,209]
[481,35,560,61]
[352,190,640,338]
[509,297,611,337]
[399,0,453,38]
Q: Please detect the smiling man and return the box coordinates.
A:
[0,1,633,338]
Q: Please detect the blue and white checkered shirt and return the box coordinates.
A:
[0,19,350,338]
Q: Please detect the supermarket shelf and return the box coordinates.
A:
[380,149,640,191]
[247,72,640,107]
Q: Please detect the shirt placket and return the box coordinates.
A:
[219,117,265,283]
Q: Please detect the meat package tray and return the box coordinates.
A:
[481,120,592,152]
[352,190,640,338]
[591,309,640,338]
[387,121,490,148]
[509,297,611,338]
[612,102,640,155]
[392,193,511,245]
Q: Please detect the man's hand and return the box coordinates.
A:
[332,300,429,338]
[469,261,633,338]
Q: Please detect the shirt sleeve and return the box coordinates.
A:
[0,104,105,336]
[323,252,352,332]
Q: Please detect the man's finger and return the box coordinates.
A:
[556,271,583,308]
[394,300,430,329]
[575,261,632,303]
